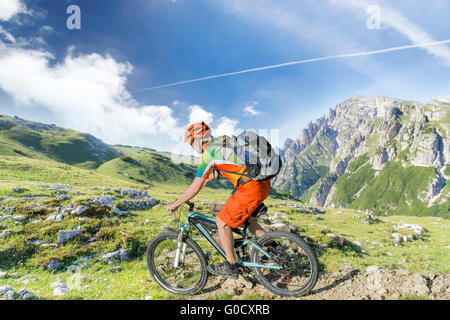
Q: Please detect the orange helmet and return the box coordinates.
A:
[184,122,211,144]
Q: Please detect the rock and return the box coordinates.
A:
[57,230,82,246]
[110,266,122,273]
[263,223,296,232]
[21,293,35,300]
[46,214,64,222]
[51,279,67,289]
[1,231,12,237]
[113,207,129,216]
[144,296,152,300]
[400,272,431,296]
[18,288,34,300]
[366,266,380,274]
[102,248,128,263]
[74,205,89,215]
[0,271,6,278]
[92,196,115,207]
[431,275,449,293]
[47,259,64,270]
[13,215,26,222]
[53,287,70,296]
[57,195,72,201]
[1,289,15,300]
[0,286,13,294]
[73,255,95,265]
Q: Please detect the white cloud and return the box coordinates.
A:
[0,0,28,21]
[243,101,260,116]
[214,117,240,136]
[188,105,214,124]
[0,40,183,145]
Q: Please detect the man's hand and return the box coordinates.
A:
[165,202,180,213]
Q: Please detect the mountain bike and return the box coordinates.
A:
[146,201,318,297]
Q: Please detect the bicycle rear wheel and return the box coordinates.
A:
[146,232,208,295]
[251,231,318,297]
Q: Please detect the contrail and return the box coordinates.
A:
[133,39,450,92]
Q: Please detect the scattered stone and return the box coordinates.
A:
[74,205,89,215]
[13,215,26,222]
[47,259,64,270]
[102,248,128,263]
[0,286,13,294]
[57,195,72,201]
[113,206,129,216]
[73,255,96,265]
[110,266,122,273]
[57,229,82,246]
[53,287,69,296]
[263,223,296,232]
[51,279,67,289]
[91,196,115,207]
[0,271,6,278]
[327,233,345,246]
[118,198,158,211]
[46,214,64,222]
[18,288,34,300]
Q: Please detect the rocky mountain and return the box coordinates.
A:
[273,95,449,218]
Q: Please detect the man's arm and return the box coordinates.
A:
[166,177,205,211]
[165,170,219,212]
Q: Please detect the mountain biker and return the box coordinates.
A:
[165,121,271,279]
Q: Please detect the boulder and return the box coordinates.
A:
[47,259,64,270]
[102,248,128,263]
[57,230,82,246]
[74,205,89,216]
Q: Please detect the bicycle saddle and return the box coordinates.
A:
[251,203,268,218]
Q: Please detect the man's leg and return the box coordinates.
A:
[248,217,266,238]
[216,216,236,264]
[207,217,239,279]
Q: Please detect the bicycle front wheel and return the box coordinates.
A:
[251,231,319,297]
[146,232,208,295]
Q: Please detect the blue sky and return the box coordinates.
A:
[0,0,449,153]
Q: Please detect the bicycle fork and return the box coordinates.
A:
[173,231,187,268]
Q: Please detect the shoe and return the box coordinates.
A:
[207,262,240,279]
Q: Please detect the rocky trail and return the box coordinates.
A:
[191,266,449,300]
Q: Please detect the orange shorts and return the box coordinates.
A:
[218,180,271,228]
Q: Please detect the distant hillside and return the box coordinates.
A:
[96,145,198,185]
[0,115,120,169]
[274,96,449,218]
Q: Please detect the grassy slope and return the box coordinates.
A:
[0,156,140,190]
[0,115,119,169]
[96,146,196,185]
[1,178,448,300]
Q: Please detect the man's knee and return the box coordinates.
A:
[216,216,231,230]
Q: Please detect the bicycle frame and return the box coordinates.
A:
[176,210,282,270]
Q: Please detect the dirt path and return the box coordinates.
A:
[189,266,449,300]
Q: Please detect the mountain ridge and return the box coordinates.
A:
[274,95,449,218]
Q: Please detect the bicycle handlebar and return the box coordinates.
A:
[185,201,195,211]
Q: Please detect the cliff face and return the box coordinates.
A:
[273,95,449,217]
